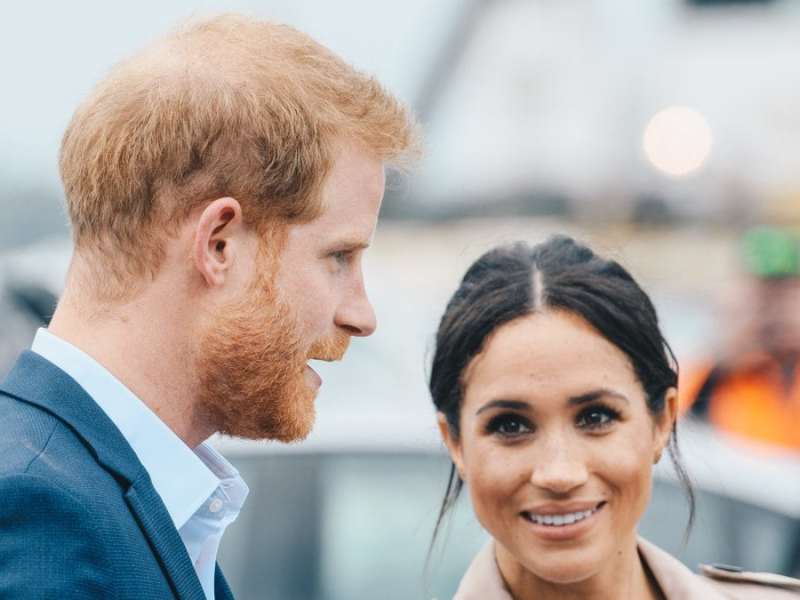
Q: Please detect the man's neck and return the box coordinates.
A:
[48,290,214,448]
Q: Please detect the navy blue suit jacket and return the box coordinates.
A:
[0,351,234,599]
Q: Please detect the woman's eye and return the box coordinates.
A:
[487,414,532,437]
[576,406,619,430]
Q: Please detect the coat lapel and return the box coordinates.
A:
[637,537,729,600]
[126,481,206,600]
[1,352,206,600]
[215,564,235,600]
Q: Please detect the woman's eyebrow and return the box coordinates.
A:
[475,390,629,416]
[475,399,529,416]
[568,389,630,407]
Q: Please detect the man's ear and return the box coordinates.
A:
[654,387,678,463]
[193,197,244,287]
[437,412,466,480]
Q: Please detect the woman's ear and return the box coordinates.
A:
[654,387,678,463]
[437,412,466,479]
[193,197,244,287]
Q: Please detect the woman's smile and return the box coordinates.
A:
[520,501,607,542]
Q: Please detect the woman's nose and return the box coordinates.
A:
[529,436,589,494]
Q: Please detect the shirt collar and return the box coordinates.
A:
[31,328,227,529]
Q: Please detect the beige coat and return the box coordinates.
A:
[453,538,800,599]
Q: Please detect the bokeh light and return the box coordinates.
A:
[643,106,713,178]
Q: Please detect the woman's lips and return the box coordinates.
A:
[520,501,607,541]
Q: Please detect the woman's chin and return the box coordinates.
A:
[502,541,607,587]
[528,563,600,586]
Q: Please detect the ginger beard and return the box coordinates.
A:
[195,256,350,442]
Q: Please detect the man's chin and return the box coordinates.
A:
[228,409,316,443]
[257,424,314,444]
[267,410,316,443]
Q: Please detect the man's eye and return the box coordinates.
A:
[576,406,619,430]
[331,251,351,265]
[487,414,532,437]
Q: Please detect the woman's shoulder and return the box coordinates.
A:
[639,537,800,599]
[698,563,800,599]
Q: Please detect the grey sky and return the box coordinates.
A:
[0,0,457,182]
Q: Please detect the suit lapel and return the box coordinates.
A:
[1,352,206,600]
[126,480,206,600]
[215,563,235,600]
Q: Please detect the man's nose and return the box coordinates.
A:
[335,283,377,337]
[529,435,589,494]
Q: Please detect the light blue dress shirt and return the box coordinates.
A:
[31,328,249,600]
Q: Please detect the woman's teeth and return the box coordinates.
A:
[524,506,600,527]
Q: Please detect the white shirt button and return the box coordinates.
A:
[208,498,224,514]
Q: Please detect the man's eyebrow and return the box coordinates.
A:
[329,238,370,252]
[475,399,530,416]
[567,389,630,406]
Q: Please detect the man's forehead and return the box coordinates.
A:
[284,208,378,247]
[318,220,377,248]
[313,196,381,240]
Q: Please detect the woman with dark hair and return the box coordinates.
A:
[430,236,798,599]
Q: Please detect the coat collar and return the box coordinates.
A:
[0,351,207,600]
[0,351,145,484]
[30,328,225,531]
[453,542,512,600]
[454,537,727,600]
[637,538,727,600]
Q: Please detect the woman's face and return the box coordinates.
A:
[440,310,675,585]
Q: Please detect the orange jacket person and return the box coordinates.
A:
[679,227,800,451]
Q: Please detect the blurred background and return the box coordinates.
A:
[2,1,800,598]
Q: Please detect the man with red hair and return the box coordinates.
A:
[0,14,417,599]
